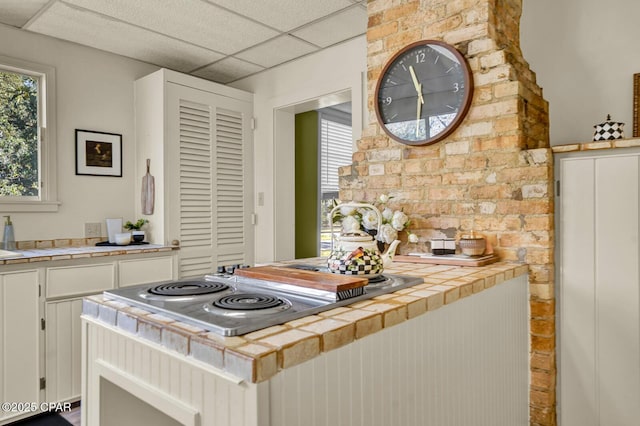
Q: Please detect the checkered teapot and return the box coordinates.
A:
[327,203,400,276]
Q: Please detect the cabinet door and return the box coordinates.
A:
[46,263,115,298]
[558,152,640,426]
[119,256,175,287]
[45,298,82,404]
[166,83,254,277]
[0,270,40,424]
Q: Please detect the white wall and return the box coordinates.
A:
[0,24,158,241]
[231,37,367,263]
[521,0,640,145]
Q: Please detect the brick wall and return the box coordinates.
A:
[339,0,556,424]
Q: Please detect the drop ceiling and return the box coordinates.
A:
[0,0,367,83]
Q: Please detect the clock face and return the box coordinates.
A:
[375,40,473,146]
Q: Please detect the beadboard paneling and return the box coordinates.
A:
[268,275,528,426]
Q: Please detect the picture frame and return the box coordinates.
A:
[634,73,640,138]
[75,129,122,177]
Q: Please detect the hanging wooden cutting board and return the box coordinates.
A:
[234,266,368,293]
[141,158,155,215]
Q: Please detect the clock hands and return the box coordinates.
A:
[409,65,425,139]
[408,65,424,105]
[416,83,423,138]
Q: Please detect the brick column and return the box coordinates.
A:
[340,0,556,424]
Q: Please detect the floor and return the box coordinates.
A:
[9,404,80,426]
[59,406,80,426]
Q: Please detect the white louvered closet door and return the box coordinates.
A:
[166,83,253,277]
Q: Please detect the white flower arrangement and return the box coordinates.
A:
[332,194,418,245]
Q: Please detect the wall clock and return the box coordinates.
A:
[374,40,473,146]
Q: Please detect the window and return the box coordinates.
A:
[318,108,353,256]
[0,56,58,212]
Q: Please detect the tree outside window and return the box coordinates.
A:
[0,69,39,197]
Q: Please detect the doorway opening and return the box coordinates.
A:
[292,97,354,259]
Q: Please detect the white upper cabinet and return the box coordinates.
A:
[135,69,254,276]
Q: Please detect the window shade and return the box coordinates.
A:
[320,116,352,194]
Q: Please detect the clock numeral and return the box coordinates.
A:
[382,96,392,106]
[416,52,426,63]
[453,83,459,93]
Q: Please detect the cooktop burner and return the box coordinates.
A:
[148,281,229,296]
[103,265,424,336]
[214,293,288,310]
[204,293,293,317]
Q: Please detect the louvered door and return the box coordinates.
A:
[166,83,253,277]
[215,108,248,266]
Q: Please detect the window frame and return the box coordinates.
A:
[0,55,58,212]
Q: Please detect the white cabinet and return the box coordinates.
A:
[135,69,254,277]
[44,256,175,404]
[0,270,41,424]
[556,148,640,426]
[45,262,116,404]
[119,256,174,287]
[45,298,83,404]
[46,263,116,298]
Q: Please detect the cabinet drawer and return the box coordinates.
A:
[47,264,115,299]
[118,257,174,287]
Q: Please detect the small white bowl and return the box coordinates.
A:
[114,232,131,245]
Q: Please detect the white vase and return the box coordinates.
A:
[106,218,123,243]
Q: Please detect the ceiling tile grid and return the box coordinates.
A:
[0,0,49,27]
[291,6,367,48]
[0,0,368,83]
[203,0,354,32]
[192,56,265,84]
[235,34,318,69]
[62,0,281,54]
[26,2,225,73]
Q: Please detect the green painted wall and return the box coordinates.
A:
[294,111,318,259]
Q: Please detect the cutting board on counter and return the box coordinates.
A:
[394,253,500,267]
[234,266,368,293]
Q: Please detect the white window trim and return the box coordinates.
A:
[0,55,59,212]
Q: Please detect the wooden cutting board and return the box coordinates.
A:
[394,253,500,267]
[234,266,368,293]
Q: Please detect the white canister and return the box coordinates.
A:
[106,218,123,243]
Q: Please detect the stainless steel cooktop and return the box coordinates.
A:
[103,264,423,336]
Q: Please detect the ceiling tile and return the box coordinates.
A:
[235,35,318,68]
[207,0,353,31]
[292,6,366,48]
[63,0,280,54]
[0,0,49,27]
[192,57,265,84]
[26,2,224,73]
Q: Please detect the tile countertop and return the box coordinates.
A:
[0,243,176,265]
[83,258,528,384]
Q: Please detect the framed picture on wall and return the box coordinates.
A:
[75,129,122,177]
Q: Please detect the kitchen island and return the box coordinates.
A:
[81,259,529,426]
